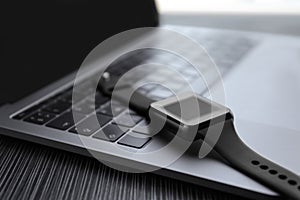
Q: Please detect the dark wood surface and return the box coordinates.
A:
[0,135,249,200]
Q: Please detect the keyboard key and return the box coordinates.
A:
[13,112,29,120]
[97,102,125,117]
[117,133,151,149]
[74,82,94,95]
[113,113,142,128]
[12,104,41,120]
[69,114,111,136]
[73,93,109,115]
[93,124,128,142]
[43,100,71,114]
[84,91,109,105]
[46,111,86,131]
[24,111,56,125]
[42,92,65,105]
[73,101,97,114]
[60,91,85,104]
[96,114,112,126]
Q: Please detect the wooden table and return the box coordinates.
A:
[0,135,247,200]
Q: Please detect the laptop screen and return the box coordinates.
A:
[0,0,158,105]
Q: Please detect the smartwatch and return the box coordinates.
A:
[99,76,300,200]
[149,92,300,200]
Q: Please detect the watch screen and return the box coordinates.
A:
[163,96,212,121]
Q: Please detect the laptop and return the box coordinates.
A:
[1,1,300,199]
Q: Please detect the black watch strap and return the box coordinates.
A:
[210,119,300,200]
[100,80,300,199]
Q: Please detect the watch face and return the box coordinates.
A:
[150,92,230,126]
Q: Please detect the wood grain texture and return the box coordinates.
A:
[0,135,247,200]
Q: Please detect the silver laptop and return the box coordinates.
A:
[1,1,299,199]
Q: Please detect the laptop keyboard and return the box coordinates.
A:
[11,31,257,149]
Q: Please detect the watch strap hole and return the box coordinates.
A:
[269,169,278,175]
[279,174,288,180]
[251,160,260,165]
[260,165,269,170]
[288,180,297,186]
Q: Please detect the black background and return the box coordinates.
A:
[0,0,158,105]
